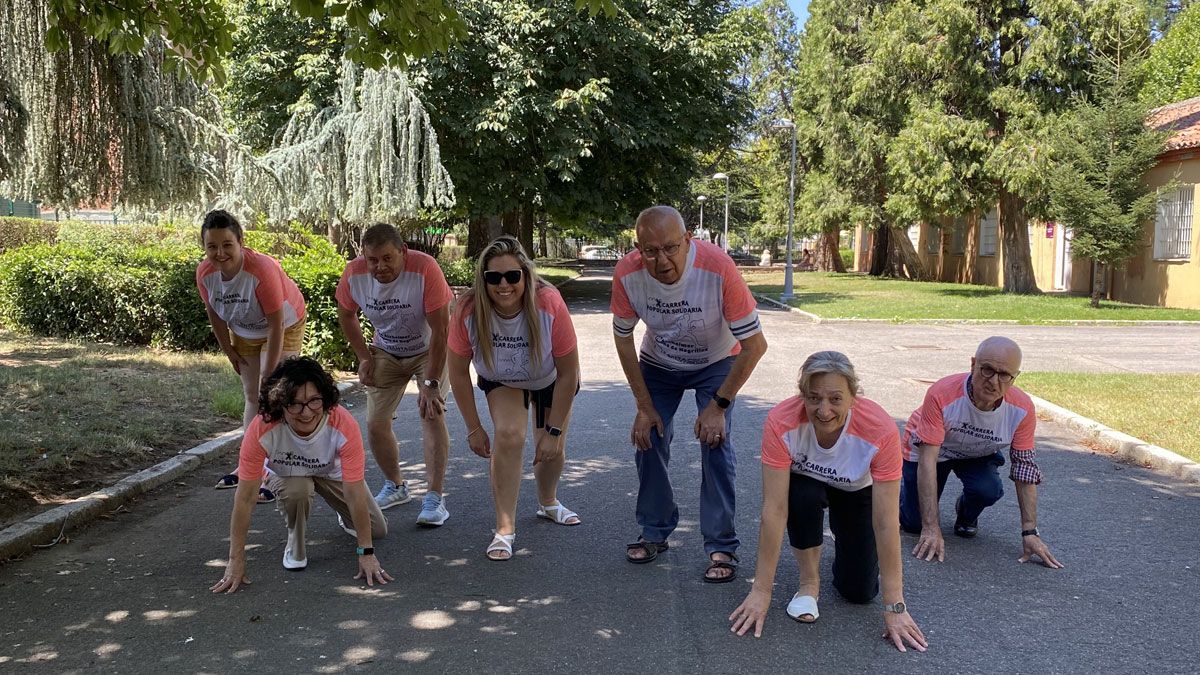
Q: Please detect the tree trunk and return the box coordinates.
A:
[999,190,1041,294]
[518,206,536,257]
[538,216,548,258]
[1090,261,1103,308]
[468,215,502,259]
[814,228,845,272]
[957,216,979,285]
[501,209,520,240]
[869,226,890,276]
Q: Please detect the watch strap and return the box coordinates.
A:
[545,425,563,437]
[714,395,732,410]
[356,546,374,556]
[1021,528,1040,537]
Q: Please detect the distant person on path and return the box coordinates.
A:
[612,205,768,582]
[729,352,926,651]
[901,336,1063,569]
[447,236,582,561]
[337,223,453,526]
[197,209,306,503]
[210,357,389,593]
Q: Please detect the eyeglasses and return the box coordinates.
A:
[285,396,325,415]
[639,242,683,259]
[484,269,524,285]
[978,365,1017,384]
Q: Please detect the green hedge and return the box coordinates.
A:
[0,227,360,370]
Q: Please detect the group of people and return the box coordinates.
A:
[201,205,1063,652]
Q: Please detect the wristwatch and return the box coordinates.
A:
[545,425,563,437]
[1021,528,1040,537]
[714,395,733,410]
[882,601,906,614]
[356,546,374,556]
[422,378,440,389]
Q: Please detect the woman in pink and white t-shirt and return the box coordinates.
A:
[729,351,927,652]
[196,210,306,498]
[447,236,581,562]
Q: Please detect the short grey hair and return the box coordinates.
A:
[798,351,862,397]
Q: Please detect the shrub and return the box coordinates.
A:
[0,217,59,252]
[440,256,475,287]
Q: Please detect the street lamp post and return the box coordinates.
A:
[696,195,708,238]
[712,172,730,252]
[772,119,798,301]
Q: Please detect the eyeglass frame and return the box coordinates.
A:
[637,240,685,259]
[977,364,1019,384]
[285,396,326,415]
[483,269,524,285]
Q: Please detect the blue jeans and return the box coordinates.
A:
[899,452,1005,533]
[635,356,738,556]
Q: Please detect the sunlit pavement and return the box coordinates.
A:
[2,269,1199,672]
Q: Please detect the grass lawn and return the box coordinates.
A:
[0,329,243,525]
[1019,372,1200,463]
[539,265,581,287]
[743,271,1200,323]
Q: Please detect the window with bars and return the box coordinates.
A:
[907,223,921,249]
[926,225,941,254]
[951,216,966,256]
[1154,185,1194,261]
[979,208,999,256]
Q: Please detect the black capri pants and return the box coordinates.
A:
[787,472,879,604]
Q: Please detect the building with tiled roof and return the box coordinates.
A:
[1147,96,1200,155]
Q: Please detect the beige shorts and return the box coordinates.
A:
[365,346,450,428]
[230,319,305,356]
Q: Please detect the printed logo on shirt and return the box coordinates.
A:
[790,455,855,485]
[366,298,413,312]
[942,421,1005,459]
[215,291,250,306]
[273,451,332,472]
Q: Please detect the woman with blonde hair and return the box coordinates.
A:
[729,351,927,652]
[447,236,582,561]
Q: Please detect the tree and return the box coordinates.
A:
[1141,2,1200,106]
[1049,33,1169,307]
[412,0,753,257]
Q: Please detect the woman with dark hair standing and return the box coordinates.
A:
[211,357,390,593]
[196,209,306,500]
[447,236,582,561]
[729,351,926,652]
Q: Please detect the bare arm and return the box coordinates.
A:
[344,478,392,585]
[448,350,490,458]
[210,477,260,593]
[729,464,790,638]
[337,306,371,365]
[614,333,662,450]
[1015,481,1063,568]
[205,305,245,373]
[544,349,579,430]
[912,443,945,561]
[263,309,286,374]
[695,332,768,444]
[418,305,451,419]
[873,479,927,652]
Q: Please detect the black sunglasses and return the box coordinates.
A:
[484,269,524,285]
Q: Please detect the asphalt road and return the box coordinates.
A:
[2,270,1199,673]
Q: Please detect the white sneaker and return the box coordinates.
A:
[374,480,412,510]
[282,527,306,570]
[416,493,449,527]
[337,514,357,538]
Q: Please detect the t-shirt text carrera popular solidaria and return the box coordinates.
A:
[447,284,577,391]
[610,239,761,371]
[760,396,902,491]
[335,248,453,357]
[902,372,1036,462]
[236,405,366,483]
[196,248,306,340]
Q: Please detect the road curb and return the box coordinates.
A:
[1028,393,1200,484]
[750,292,1200,326]
[0,381,359,563]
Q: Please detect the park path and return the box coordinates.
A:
[1,269,1198,673]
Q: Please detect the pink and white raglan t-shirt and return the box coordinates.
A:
[448,284,577,390]
[335,248,453,357]
[236,405,366,483]
[196,248,306,340]
[611,239,761,371]
[761,396,902,491]
[902,372,1043,483]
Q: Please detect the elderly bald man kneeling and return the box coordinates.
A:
[900,337,1063,568]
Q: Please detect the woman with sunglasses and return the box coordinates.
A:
[447,236,582,561]
[211,357,390,593]
[197,209,306,502]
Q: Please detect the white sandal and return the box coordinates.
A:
[536,500,581,526]
[786,593,819,623]
[486,531,515,561]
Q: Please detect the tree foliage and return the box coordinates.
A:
[1049,46,1168,307]
[1142,1,1200,105]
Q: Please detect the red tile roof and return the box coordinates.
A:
[1147,96,1200,153]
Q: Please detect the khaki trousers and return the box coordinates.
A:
[265,475,387,561]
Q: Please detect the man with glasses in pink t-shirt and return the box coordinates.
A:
[900,336,1063,569]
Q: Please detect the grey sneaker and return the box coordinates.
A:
[374,480,412,510]
[416,493,449,527]
[337,513,356,538]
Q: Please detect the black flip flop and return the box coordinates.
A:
[214,473,238,489]
[703,553,739,583]
[626,539,669,564]
[256,487,276,504]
